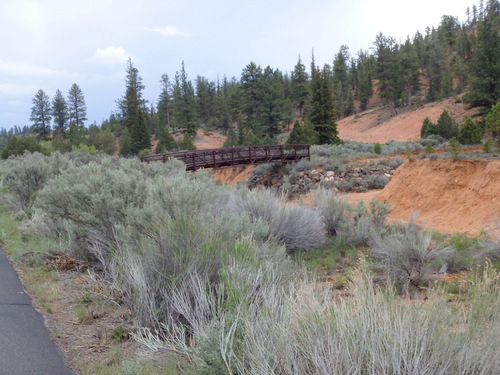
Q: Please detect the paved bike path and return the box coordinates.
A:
[0,247,74,375]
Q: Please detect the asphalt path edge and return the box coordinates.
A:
[0,246,74,375]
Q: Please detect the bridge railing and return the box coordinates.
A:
[141,144,310,171]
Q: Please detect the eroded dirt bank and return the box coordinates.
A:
[374,158,500,236]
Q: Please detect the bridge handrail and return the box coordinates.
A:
[141,144,310,170]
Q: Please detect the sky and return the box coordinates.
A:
[0,0,476,130]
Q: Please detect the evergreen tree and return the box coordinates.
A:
[260,66,287,137]
[240,61,264,133]
[485,102,500,140]
[215,76,231,133]
[308,65,340,144]
[356,50,374,111]
[426,34,448,101]
[119,128,133,156]
[421,117,439,138]
[1,136,46,159]
[399,38,420,106]
[437,110,459,139]
[195,75,216,126]
[458,117,483,144]
[155,122,177,153]
[157,73,172,129]
[223,127,238,147]
[374,34,402,114]
[290,56,310,117]
[171,62,198,136]
[67,83,87,129]
[52,89,68,134]
[177,132,196,150]
[332,45,351,118]
[241,131,261,146]
[30,89,52,141]
[51,132,72,153]
[287,120,318,145]
[119,58,146,130]
[93,129,116,155]
[131,106,152,154]
[465,18,500,112]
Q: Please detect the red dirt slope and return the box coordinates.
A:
[375,158,500,236]
[337,97,478,144]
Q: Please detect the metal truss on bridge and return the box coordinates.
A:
[141,144,310,171]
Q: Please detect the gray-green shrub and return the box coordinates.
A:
[369,216,452,291]
[232,188,326,253]
[3,152,53,211]
[313,188,391,246]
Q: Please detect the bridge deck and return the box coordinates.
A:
[141,144,310,171]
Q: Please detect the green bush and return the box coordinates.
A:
[449,137,461,161]
[458,117,483,145]
[1,136,48,159]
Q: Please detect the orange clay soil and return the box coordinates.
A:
[352,158,500,236]
[337,96,478,144]
[212,165,255,184]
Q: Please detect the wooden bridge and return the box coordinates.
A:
[140,144,310,171]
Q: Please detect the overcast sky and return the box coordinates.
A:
[0,0,475,130]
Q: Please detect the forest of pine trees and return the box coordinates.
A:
[2,0,500,156]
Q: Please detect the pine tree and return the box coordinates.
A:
[119,128,133,156]
[30,89,52,141]
[374,34,402,114]
[223,127,238,147]
[177,132,196,150]
[437,110,459,139]
[157,73,172,129]
[171,62,197,136]
[287,120,318,145]
[261,66,287,137]
[290,56,309,117]
[156,121,177,153]
[357,50,374,111]
[332,45,351,118]
[465,18,500,112]
[458,117,483,144]
[195,75,216,126]
[52,89,68,134]
[485,102,500,142]
[240,62,264,133]
[215,76,231,133]
[67,83,87,129]
[131,106,151,154]
[241,131,261,146]
[399,38,420,106]
[421,117,439,138]
[119,58,146,130]
[308,65,340,144]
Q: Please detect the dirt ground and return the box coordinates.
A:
[212,165,255,184]
[344,158,500,236]
[376,158,500,236]
[192,129,226,150]
[337,96,478,144]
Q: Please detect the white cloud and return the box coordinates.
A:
[141,26,189,37]
[91,46,131,65]
[0,60,65,78]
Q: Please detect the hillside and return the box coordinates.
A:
[337,96,478,144]
[374,158,500,236]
